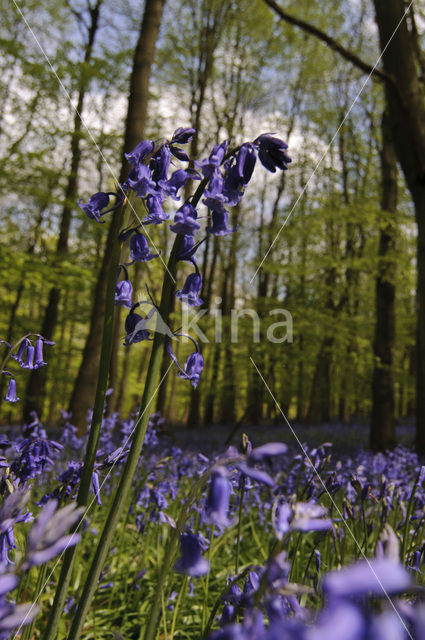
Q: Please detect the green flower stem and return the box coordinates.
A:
[235,477,245,576]
[170,575,188,640]
[202,526,215,631]
[67,174,211,640]
[42,202,126,640]
[22,564,47,640]
[67,231,183,640]
[401,469,422,564]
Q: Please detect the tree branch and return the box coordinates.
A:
[263,0,395,85]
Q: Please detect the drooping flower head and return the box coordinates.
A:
[169,201,200,236]
[115,280,133,309]
[254,134,291,173]
[205,467,233,528]
[4,378,19,404]
[78,192,123,223]
[128,232,159,263]
[174,532,210,577]
[176,272,203,307]
[124,139,155,167]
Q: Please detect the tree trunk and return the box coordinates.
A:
[24,0,102,421]
[68,0,166,433]
[373,0,425,453]
[370,112,398,450]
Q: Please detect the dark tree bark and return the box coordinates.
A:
[372,0,425,453]
[370,112,398,450]
[68,0,166,433]
[24,0,102,421]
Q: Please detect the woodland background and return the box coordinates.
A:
[0,0,422,451]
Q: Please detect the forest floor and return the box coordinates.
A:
[164,419,416,456]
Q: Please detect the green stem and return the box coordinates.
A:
[361,501,368,556]
[235,478,245,575]
[401,469,422,564]
[67,232,183,640]
[22,565,47,640]
[41,203,126,640]
[170,575,188,640]
[202,526,215,630]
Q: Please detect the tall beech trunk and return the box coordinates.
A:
[370,113,398,450]
[373,0,425,453]
[68,0,166,434]
[24,1,102,421]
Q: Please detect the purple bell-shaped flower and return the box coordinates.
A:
[174,532,210,577]
[115,280,133,309]
[169,201,200,236]
[4,378,19,403]
[176,272,203,307]
[129,232,159,263]
[205,467,232,528]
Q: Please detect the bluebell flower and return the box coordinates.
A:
[315,549,321,573]
[222,144,257,206]
[273,501,332,539]
[92,471,101,506]
[235,143,257,184]
[11,338,30,365]
[129,232,159,263]
[248,442,288,463]
[150,145,172,183]
[143,194,169,225]
[236,462,274,488]
[78,192,123,223]
[304,602,366,640]
[125,164,158,198]
[124,311,151,345]
[169,146,190,162]
[178,235,195,260]
[169,201,200,236]
[174,532,210,577]
[254,134,291,173]
[21,345,35,369]
[166,338,204,388]
[23,500,84,569]
[196,141,228,178]
[115,280,133,309]
[204,169,225,202]
[171,127,196,144]
[322,558,411,599]
[0,490,30,534]
[4,378,18,404]
[205,201,237,236]
[176,272,203,307]
[33,337,46,368]
[205,467,232,528]
[0,601,40,637]
[12,433,63,482]
[160,168,200,200]
[124,139,155,167]
[179,352,204,388]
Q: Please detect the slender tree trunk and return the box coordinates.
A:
[24,1,102,421]
[370,112,398,450]
[68,0,166,433]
